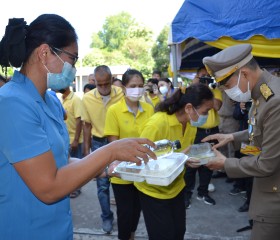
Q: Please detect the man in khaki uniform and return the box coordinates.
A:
[201,44,280,240]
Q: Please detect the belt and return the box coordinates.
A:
[92,135,107,142]
[197,126,219,134]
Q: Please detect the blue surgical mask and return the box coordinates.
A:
[189,107,208,127]
[44,53,76,90]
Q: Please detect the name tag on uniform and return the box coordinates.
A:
[240,143,261,156]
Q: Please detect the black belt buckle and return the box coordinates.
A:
[205,129,211,134]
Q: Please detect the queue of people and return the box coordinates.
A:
[0,13,279,240]
[0,14,156,240]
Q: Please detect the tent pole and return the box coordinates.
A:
[171,44,178,87]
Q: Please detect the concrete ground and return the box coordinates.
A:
[71,176,251,240]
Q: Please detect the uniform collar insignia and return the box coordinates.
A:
[260,83,274,101]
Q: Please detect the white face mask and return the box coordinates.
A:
[224,71,251,102]
[125,87,144,102]
[159,85,169,95]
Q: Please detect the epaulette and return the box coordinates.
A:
[260,83,274,101]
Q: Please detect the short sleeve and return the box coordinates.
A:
[0,97,50,163]
[81,95,91,123]
[73,96,82,119]
[140,119,162,142]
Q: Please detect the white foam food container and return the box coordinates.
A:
[114,153,188,186]
[188,142,216,165]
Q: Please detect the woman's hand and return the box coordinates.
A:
[107,138,157,165]
[186,157,201,168]
[201,133,234,149]
[108,160,121,177]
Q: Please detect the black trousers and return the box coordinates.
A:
[185,127,219,198]
[138,189,186,240]
[111,183,141,240]
[234,151,253,204]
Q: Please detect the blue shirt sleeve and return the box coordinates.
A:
[0,96,50,163]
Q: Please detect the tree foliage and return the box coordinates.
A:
[0,67,14,78]
[85,11,169,79]
[94,12,136,51]
[151,25,170,74]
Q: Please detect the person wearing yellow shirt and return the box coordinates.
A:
[104,69,154,240]
[82,65,123,234]
[185,67,222,209]
[136,84,214,240]
[144,78,161,108]
[60,87,83,157]
[59,86,83,198]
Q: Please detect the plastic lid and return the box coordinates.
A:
[188,142,215,159]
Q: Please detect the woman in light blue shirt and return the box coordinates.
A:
[0,14,155,240]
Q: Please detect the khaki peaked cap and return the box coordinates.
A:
[203,44,253,82]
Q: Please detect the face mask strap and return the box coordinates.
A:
[43,64,50,73]
[52,49,65,64]
[193,107,200,118]
[237,70,241,87]
[187,106,198,122]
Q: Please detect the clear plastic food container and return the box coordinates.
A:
[188,142,216,165]
[114,153,188,186]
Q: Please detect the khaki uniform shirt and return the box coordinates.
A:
[225,70,280,224]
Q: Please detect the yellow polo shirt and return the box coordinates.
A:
[104,97,154,184]
[140,93,160,108]
[81,86,124,137]
[200,88,222,129]
[62,91,83,143]
[135,112,197,199]
[149,94,160,108]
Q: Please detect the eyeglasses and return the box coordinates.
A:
[52,47,79,65]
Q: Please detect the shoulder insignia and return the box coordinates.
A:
[260,83,274,101]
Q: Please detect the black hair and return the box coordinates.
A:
[159,77,174,89]
[155,83,213,114]
[152,70,161,77]
[219,58,259,86]
[244,58,259,70]
[0,14,77,70]
[122,69,144,86]
[83,83,96,92]
[147,78,159,85]
[196,66,207,74]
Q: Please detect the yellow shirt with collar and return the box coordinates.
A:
[104,97,154,184]
[200,88,222,129]
[135,112,197,199]
[62,91,83,144]
[149,94,161,108]
[140,93,160,108]
[81,86,124,137]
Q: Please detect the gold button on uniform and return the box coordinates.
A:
[273,186,278,192]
